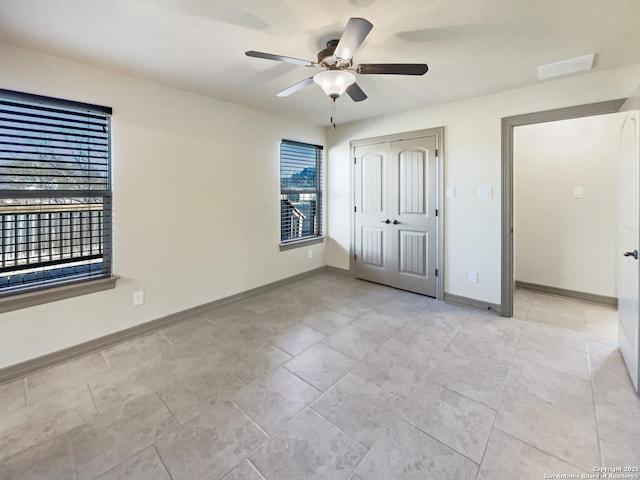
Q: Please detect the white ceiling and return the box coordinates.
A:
[1,0,639,125]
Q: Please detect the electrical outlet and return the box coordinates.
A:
[468,271,478,283]
[133,290,144,306]
[308,249,313,259]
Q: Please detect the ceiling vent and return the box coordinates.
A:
[537,53,595,80]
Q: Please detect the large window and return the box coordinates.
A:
[0,89,112,296]
[280,140,323,245]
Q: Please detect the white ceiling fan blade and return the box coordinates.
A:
[276,77,314,97]
[334,17,373,60]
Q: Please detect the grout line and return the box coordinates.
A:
[65,432,79,480]
[230,398,271,439]
[152,444,174,480]
[100,350,111,369]
[246,458,268,480]
[474,326,522,470]
[86,383,100,414]
[155,392,182,427]
[269,342,294,360]
[585,340,605,467]
[400,416,480,467]
[309,405,371,452]
[158,330,173,346]
[494,427,592,473]
[231,373,248,386]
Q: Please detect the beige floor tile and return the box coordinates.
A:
[88,349,206,413]
[477,428,588,480]
[156,400,267,480]
[102,332,172,368]
[322,324,387,361]
[160,315,222,347]
[398,383,495,463]
[349,310,406,339]
[0,382,97,463]
[26,352,110,403]
[250,409,366,480]
[0,434,74,480]
[516,336,590,378]
[354,420,478,480]
[68,393,179,480]
[446,323,519,367]
[527,304,585,331]
[495,360,599,470]
[379,328,448,366]
[219,344,292,384]
[284,343,356,391]
[269,323,325,356]
[232,367,321,436]
[520,320,588,352]
[302,309,353,335]
[351,348,431,408]
[94,446,170,480]
[403,315,465,344]
[0,379,25,417]
[589,342,640,467]
[324,295,375,318]
[158,370,244,424]
[427,351,509,409]
[312,373,394,448]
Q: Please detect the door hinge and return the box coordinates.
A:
[354,157,356,164]
[435,209,438,217]
[354,206,357,213]
[435,268,438,277]
[435,149,438,157]
[354,253,357,260]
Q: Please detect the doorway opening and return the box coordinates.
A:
[501,99,626,317]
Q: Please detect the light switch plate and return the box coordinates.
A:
[446,186,456,198]
[477,187,493,199]
[573,187,584,198]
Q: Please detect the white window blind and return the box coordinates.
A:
[280,140,322,243]
[0,89,112,294]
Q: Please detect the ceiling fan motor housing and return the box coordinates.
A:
[317,39,351,69]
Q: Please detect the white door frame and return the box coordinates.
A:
[500,99,626,317]
[350,127,445,300]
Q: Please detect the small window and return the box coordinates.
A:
[0,89,112,296]
[280,140,323,245]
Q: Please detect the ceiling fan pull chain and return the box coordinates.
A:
[331,98,336,130]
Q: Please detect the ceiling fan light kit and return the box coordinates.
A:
[245,16,429,125]
[313,70,356,100]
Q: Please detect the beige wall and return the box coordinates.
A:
[514,113,624,298]
[0,45,326,369]
[326,63,640,305]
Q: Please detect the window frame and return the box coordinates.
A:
[279,139,324,250]
[0,89,116,311]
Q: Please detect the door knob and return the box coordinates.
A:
[623,250,638,260]
[381,219,391,224]
[393,220,401,225]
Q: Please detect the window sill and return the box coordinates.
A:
[0,275,119,314]
[279,236,324,251]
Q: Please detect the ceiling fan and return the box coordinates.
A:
[245,17,429,103]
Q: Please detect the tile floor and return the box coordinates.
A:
[1,271,639,479]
